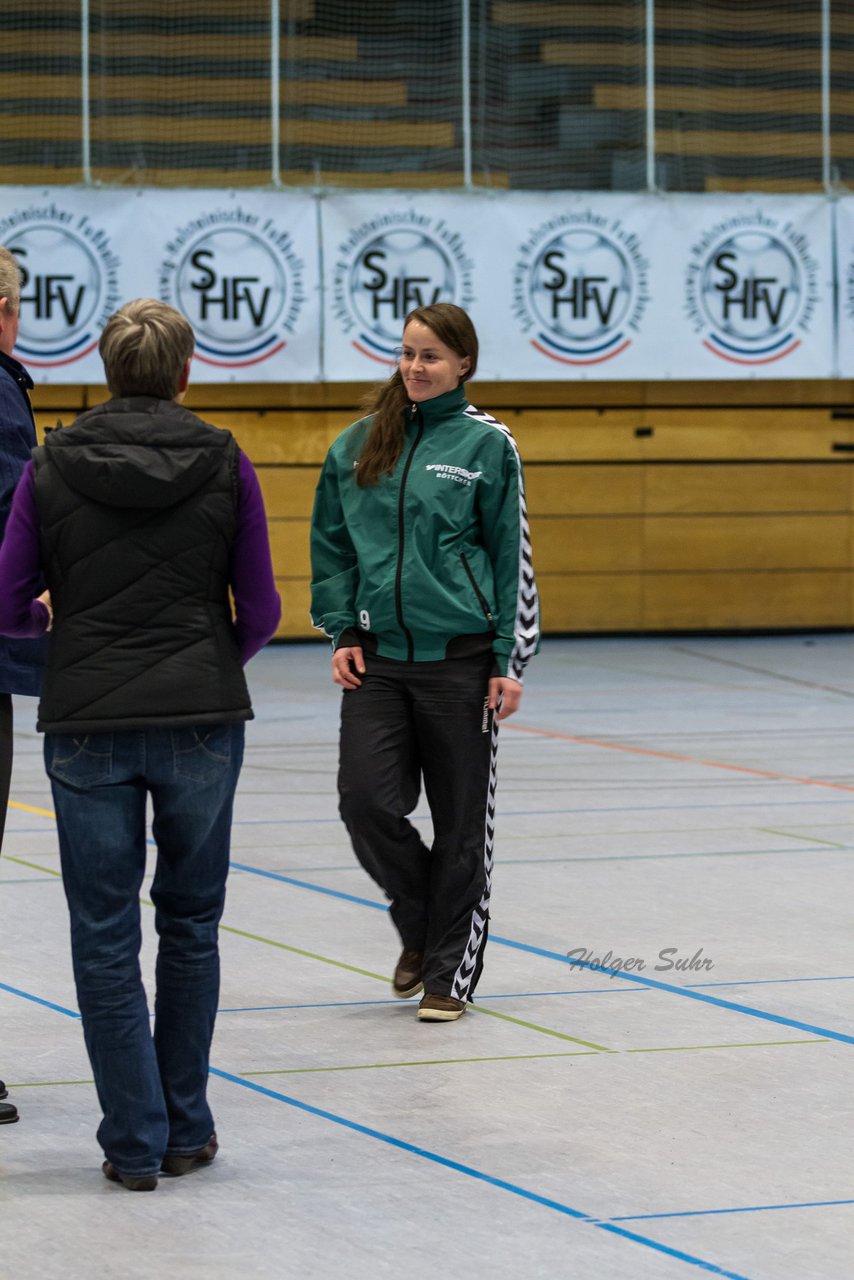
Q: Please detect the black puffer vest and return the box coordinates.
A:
[33,397,252,733]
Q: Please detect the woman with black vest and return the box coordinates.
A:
[0,299,280,1189]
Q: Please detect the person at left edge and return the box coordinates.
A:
[0,299,281,1188]
[0,245,47,1126]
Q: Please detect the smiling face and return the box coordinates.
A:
[399,319,471,403]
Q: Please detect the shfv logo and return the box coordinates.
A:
[159,210,305,368]
[514,212,650,365]
[685,214,819,365]
[332,212,475,364]
[2,205,120,367]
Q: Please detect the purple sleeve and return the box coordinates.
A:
[0,462,51,637]
[231,449,282,664]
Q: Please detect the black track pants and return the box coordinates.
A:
[338,653,498,1000]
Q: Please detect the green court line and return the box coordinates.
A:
[244,1050,600,1076]
[758,827,847,848]
[6,1079,92,1088]
[625,1038,827,1054]
[217,920,392,984]
[7,852,613,1051]
[243,1035,827,1077]
[6,1035,828,1092]
[469,1002,611,1050]
[215,922,612,1049]
[3,854,62,878]
[494,846,850,865]
[4,851,832,1055]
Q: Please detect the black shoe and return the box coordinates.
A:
[0,1079,7,1099]
[102,1160,158,1191]
[392,950,423,999]
[161,1132,218,1176]
[0,1101,18,1124]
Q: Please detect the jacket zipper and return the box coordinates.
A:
[396,406,423,661]
[460,552,494,624]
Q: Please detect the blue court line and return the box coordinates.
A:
[0,877,63,885]
[593,1222,749,1274]
[230,860,385,909]
[607,1197,854,1223]
[227,860,854,1045]
[494,940,854,1046]
[0,981,79,1018]
[685,975,854,990]
[209,1067,750,1280]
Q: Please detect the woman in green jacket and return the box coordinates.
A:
[310,303,538,1021]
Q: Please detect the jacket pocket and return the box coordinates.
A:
[460,553,494,625]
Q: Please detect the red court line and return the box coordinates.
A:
[504,724,854,793]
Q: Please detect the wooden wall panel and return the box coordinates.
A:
[525,464,643,513]
[276,578,313,638]
[642,572,853,629]
[531,517,643,573]
[27,380,854,637]
[268,520,312,578]
[644,515,851,572]
[644,463,851,514]
[538,574,643,632]
[256,466,321,510]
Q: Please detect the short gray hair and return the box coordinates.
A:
[98,299,195,400]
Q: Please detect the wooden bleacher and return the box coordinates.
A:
[3,1,848,190]
[0,1,476,189]
[28,379,854,637]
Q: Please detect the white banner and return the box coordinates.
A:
[322,191,834,380]
[0,187,839,382]
[834,197,854,377]
[0,188,321,383]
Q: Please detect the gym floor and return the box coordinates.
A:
[2,635,853,1280]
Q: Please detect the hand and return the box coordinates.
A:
[37,589,53,632]
[488,676,522,720]
[332,646,366,689]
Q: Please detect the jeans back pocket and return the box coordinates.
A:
[45,733,114,788]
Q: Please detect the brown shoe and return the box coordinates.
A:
[392,950,423,999]
[102,1160,158,1191]
[161,1132,218,1176]
[418,993,466,1022]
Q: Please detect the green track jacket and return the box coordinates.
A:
[310,385,539,680]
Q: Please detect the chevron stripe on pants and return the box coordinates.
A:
[338,652,497,1000]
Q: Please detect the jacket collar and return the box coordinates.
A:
[0,348,34,394]
[409,383,469,427]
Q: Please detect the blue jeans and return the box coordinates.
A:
[45,722,245,1177]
